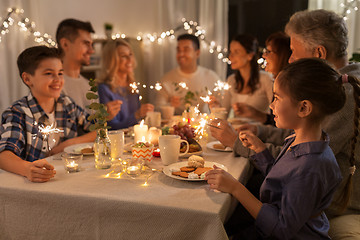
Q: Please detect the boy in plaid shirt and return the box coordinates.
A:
[0,46,96,182]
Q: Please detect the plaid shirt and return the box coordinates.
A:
[0,93,90,162]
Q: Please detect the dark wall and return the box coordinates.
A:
[228,0,308,47]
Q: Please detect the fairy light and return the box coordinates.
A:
[0,7,56,46]
[340,0,360,21]
[1,7,230,63]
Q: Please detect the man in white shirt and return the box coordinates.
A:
[56,19,96,114]
[156,34,221,115]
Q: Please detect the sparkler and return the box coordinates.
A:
[33,121,64,153]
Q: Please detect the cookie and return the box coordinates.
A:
[179,172,189,178]
[180,167,195,172]
[172,171,182,176]
[213,143,226,150]
[81,147,93,154]
[194,167,213,176]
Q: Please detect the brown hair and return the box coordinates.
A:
[56,18,95,54]
[278,58,360,211]
[333,75,360,212]
[265,31,291,77]
[232,34,260,93]
[17,46,61,83]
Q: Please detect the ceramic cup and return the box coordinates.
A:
[158,135,189,165]
[160,106,175,120]
[145,111,161,128]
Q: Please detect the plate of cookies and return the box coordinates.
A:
[206,141,233,152]
[163,155,227,181]
[64,143,94,155]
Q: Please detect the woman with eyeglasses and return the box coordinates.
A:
[221,34,274,123]
[263,31,291,78]
[97,40,154,129]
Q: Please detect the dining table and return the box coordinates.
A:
[0,139,252,240]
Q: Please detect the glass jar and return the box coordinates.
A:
[94,129,112,169]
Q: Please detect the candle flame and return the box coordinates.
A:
[139,119,145,127]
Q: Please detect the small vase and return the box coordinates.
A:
[94,129,112,169]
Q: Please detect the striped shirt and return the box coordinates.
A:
[0,93,90,162]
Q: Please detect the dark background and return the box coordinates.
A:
[228,0,308,47]
[227,0,308,75]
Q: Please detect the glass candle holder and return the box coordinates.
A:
[125,158,144,177]
[61,152,83,173]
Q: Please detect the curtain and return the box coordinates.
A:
[0,0,228,112]
[143,0,228,104]
[0,0,31,113]
[308,0,360,59]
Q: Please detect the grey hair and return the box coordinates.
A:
[285,9,348,59]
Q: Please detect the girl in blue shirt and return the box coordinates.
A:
[206,58,360,239]
[98,40,154,130]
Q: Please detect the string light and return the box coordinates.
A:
[0,7,56,46]
[340,0,360,21]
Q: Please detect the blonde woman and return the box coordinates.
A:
[98,40,154,129]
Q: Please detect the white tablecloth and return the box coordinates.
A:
[0,146,251,240]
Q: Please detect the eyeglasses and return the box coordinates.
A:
[263,48,275,55]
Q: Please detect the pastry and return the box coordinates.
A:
[81,147,93,154]
[188,155,204,168]
[213,143,226,150]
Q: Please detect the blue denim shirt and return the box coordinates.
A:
[251,133,342,239]
[98,83,140,129]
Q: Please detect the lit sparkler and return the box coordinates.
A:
[213,80,230,92]
[178,82,188,89]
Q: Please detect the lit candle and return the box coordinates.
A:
[152,148,160,157]
[148,127,162,146]
[126,165,141,176]
[66,161,79,173]
[134,120,148,143]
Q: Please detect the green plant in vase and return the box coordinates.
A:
[86,78,112,169]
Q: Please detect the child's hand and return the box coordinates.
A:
[25,159,56,182]
[205,165,240,194]
[239,130,266,153]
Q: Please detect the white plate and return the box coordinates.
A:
[64,143,94,155]
[163,161,227,181]
[206,141,232,152]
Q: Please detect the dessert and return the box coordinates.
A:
[81,147,93,154]
[213,143,226,150]
[188,155,204,168]
[171,156,213,179]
